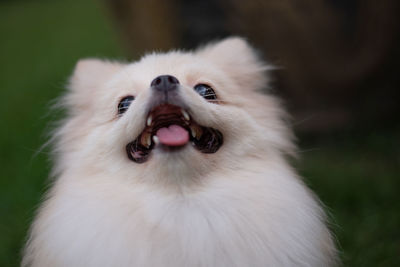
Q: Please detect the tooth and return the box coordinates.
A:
[190,127,197,139]
[141,132,151,148]
[146,115,152,127]
[190,125,203,140]
[145,134,151,148]
[181,110,190,121]
[152,135,159,145]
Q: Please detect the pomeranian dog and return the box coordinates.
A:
[22,37,337,266]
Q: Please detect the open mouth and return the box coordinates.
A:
[126,104,223,163]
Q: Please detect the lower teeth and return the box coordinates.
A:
[190,125,203,140]
[127,127,222,163]
[192,127,223,153]
[140,132,152,148]
[126,140,151,163]
[152,135,159,145]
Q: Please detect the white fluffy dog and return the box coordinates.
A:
[22,37,337,266]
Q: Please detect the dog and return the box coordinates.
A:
[22,37,337,266]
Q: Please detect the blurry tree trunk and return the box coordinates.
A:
[105,0,180,57]
[226,0,399,131]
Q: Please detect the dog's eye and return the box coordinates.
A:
[118,96,135,115]
[194,84,217,100]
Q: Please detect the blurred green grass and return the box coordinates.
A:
[296,132,400,266]
[0,0,123,266]
[0,0,399,266]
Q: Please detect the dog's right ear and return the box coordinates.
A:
[66,59,123,111]
[196,37,271,92]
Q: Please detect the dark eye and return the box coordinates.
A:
[118,96,135,115]
[194,84,217,100]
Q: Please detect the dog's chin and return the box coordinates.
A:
[151,143,194,162]
[136,144,215,187]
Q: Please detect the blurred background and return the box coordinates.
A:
[0,0,399,266]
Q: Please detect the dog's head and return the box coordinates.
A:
[56,37,294,187]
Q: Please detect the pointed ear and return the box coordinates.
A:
[70,58,123,92]
[196,37,271,90]
[67,58,124,111]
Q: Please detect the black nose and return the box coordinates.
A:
[151,75,179,92]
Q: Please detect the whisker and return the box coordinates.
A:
[291,114,316,127]
[208,100,231,104]
[295,147,321,154]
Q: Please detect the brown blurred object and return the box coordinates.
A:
[106,0,400,133]
[226,0,399,133]
[106,0,180,54]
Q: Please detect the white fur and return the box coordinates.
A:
[22,37,337,266]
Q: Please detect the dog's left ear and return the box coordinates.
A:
[67,59,124,111]
[70,59,123,93]
[196,37,271,90]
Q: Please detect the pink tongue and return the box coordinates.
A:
[156,125,189,146]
